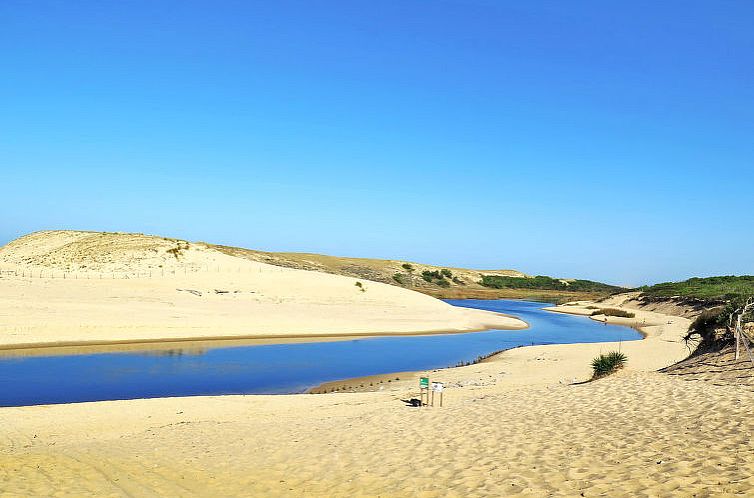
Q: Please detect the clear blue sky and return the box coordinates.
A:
[2,1,752,286]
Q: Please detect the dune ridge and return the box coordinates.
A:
[0,230,526,348]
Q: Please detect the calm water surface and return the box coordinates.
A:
[0,299,640,406]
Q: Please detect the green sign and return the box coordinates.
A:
[419,377,429,388]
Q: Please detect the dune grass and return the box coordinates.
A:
[591,351,627,379]
[591,308,635,318]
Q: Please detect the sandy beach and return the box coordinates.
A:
[4,3,752,495]
[2,297,751,497]
[0,231,525,348]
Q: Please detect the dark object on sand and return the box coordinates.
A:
[401,398,422,407]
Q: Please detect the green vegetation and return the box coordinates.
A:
[421,270,443,282]
[591,351,627,379]
[591,308,635,318]
[640,276,754,302]
[421,269,451,287]
[480,275,624,294]
[355,281,365,292]
[640,277,754,354]
[401,263,414,272]
[682,299,753,350]
[685,308,726,344]
[392,273,406,285]
[440,268,452,278]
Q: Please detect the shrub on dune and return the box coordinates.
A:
[591,308,635,318]
[591,351,627,379]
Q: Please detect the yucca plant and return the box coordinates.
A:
[591,351,627,379]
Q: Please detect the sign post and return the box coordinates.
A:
[431,382,444,407]
[419,376,429,406]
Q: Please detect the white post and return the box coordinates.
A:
[734,298,754,362]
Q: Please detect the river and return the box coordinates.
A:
[0,299,640,406]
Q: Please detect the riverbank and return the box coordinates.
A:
[309,297,684,394]
[4,297,751,496]
[0,274,526,348]
[0,315,525,357]
[0,300,633,406]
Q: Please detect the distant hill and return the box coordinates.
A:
[211,244,533,297]
[639,276,754,303]
[479,275,625,295]
[0,230,626,303]
[212,245,626,303]
[0,230,528,346]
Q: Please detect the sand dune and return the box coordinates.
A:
[0,231,525,348]
[213,242,528,295]
[2,232,751,496]
[2,298,752,497]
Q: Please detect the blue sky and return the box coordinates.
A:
[1,1,752,286]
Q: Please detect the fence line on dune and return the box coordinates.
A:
[0,264,290,281]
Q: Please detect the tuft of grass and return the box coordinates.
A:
[355,281,365,292]
[393,273,406,285]
[592,308,635,318]
[166,242,189,259]
[591,351,627,379]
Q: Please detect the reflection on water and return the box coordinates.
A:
[142,348,208,357]
[0,300,641,407]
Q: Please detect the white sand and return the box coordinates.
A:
[0,231,525,347]
[2,297,752,497]
[2,232,751,496]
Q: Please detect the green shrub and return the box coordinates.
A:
[640,276,754,302]
[681,300,750,348]
[422,270,442,281]
[592,308,635,318]
[591,351,627,379]
[480,275,625,294]
[401,263,414,272]
[355,281,365,292]
[421,269,451,287]
[452,276,465,285]
[393,273,406,285]
[441,268,452,278]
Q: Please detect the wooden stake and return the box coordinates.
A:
[733,298,753,362]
